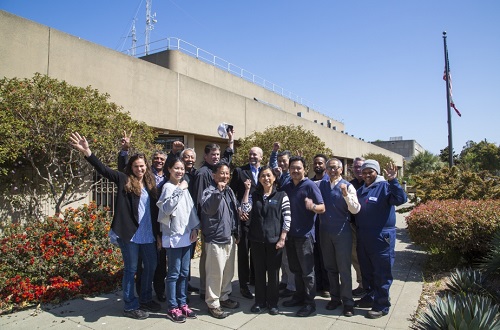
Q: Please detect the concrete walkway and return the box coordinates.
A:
[1,205,425,329]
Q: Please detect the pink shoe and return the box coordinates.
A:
[181,304,197,319]
[166,307,186,323]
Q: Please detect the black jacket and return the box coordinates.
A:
[248,188,286,244]
[230,164,259,230]
[86,153,159,243]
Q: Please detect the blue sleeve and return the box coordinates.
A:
[386,179,407,206]
[310,181,324,204]
[269,151,278,168]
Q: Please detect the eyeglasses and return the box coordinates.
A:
[326,166,340,171]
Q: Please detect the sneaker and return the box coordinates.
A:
[123,309,149,319]
[208,307,229,319]
[367,309,388,319]
[354,296,373,308]
[325,299,342,310]
[166,307,186,323]
[188,284,200,293]
[279,288,295,298]
[220,298,240,309]
[319,290,331,298]
[180,304,197,319]
[140,300,161,312]
[352,286,367,297]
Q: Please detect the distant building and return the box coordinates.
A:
[371,137,425,161]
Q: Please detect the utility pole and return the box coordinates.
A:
[145,0,157,55]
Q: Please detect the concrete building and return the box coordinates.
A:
[371,138,425,161]
[1,10,404,213]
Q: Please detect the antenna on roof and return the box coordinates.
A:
[145,0,157,55]
[130,19,137,56]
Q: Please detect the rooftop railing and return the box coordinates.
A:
[124,37,321,112]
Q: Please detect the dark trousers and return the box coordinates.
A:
[285,235,316,306]
[251,241,283,308]
[320,228,354,306]
[357,228,396,313]
[314,222,330,291]
[137,247,167,297]
[237,229,255,289]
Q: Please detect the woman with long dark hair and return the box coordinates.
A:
[241,165,291,315]
[70,132,160,320]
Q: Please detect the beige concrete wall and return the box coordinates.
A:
[0,10,403,168]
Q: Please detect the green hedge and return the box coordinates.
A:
[406,200,500,259]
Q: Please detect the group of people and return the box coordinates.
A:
[69,130,407,322]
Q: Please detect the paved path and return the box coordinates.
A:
[1,204,425,329]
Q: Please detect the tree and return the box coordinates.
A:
[0,74,157,219]
[439,146,459,165]
[406,150,445,177]
[459,140,500,175]
[361,153,396,176]
[232,125,332,170]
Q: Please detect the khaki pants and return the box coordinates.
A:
[204,237,236,308]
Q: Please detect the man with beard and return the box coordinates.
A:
[310,154,330,299]
[192,129,234,299]
[350,157,366,297]
[230,147,264,299]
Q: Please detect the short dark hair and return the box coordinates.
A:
[277,150,291,158]
[213,160,230,173]
[204,143,221,155]
[313,154,328,163]
[289,156,306,168]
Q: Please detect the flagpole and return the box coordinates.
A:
[443,31,454,167]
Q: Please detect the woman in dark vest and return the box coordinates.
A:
[70,132,160,320]
[241,165,291,315]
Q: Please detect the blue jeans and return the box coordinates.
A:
[166,245,191,309]
[117,238,157,311]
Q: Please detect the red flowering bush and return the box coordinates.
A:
[0,202,122,311]
[406,199,500,260]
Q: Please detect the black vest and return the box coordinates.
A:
[248,189,286,244]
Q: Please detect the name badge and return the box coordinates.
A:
[268,199,278,205]
[368,197,378,202]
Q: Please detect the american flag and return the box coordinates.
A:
[443,69,462,117]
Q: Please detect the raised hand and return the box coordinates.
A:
[243,179,252,191]
[69,132,91,157]
[383,162,398,181]
[272,142,280,152]
[172,140,185,154]
[217,181,227,191]
[340,183,348,197]
[121,130,132,151]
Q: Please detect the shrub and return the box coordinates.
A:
[0,202,122,310]
[410,167,500,206]
[414,293,500,330]
[446,268,488,296]
[406,199,500,260]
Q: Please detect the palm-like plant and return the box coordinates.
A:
[407,150,445,177]
[414,293,500,330]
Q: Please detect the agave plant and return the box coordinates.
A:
[446,268,487,296]
[478,229,500,276]
[414,293,500,330]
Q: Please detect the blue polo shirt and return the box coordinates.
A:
[282,178,324,238]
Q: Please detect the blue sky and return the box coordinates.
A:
[2,0,499,155]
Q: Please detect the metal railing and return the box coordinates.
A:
[124,37,320,111]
